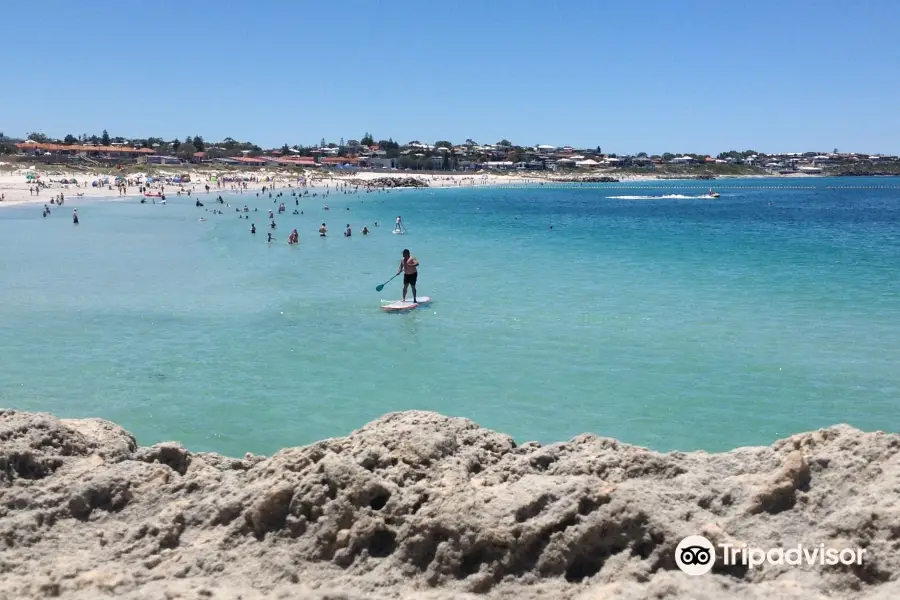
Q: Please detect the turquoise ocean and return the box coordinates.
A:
[1,178,898,456]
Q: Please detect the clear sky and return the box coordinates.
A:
[3,0,898,154]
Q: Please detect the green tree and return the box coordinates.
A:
[637,152,648,157]
[27,132,49,143]
[498,139,512,147]
[339,137,344,147]
[596,146,602,154]
[101,129,110,146]
[63,134,78,145]
[361,132,374,146]
[378,139,400,158]
[319,137,326,148]
[180,141,197,157]
[434,140,453,149]
[192,136,205,152]
[172,138,181,153]
[281,144,290,155]
[662,152,675,161]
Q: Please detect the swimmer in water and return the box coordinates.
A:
[267,232,274,242]
[250,224,256,234]
[319,223,327,237]
[362,226,369,235]
[344,224,351,237]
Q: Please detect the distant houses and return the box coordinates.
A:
[6,137,898,174]
[15,142,155,161]
[145,155,182,165]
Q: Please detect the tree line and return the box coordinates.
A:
[0,130,264,158]
[0,129,772,161]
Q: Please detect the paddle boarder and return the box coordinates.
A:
[397,248,419,304]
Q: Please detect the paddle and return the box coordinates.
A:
[375,272,400,292]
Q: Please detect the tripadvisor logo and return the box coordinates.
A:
[675,535,716,576]
[675,535,867,576]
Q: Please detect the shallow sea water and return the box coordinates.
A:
[1,178,898,456]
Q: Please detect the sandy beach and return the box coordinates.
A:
[0,166,550,210]
[0,164,814,211]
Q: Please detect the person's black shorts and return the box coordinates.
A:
[403,272,418,286]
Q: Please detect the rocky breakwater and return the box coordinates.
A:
[1,409,899,600]
[551,176,620,183]
[354,177,429,189]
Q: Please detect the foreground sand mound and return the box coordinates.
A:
[1,409,898,599]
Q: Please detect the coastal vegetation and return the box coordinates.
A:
[2,130,898,178]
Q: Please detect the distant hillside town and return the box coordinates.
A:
[2,131,898,176]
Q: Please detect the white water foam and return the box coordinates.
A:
[606,194,717,200]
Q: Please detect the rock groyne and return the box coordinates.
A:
[350,177,429,189]
[548,176,620,183]
[1,409,898,599]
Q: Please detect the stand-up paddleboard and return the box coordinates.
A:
[392,229,404,235]
[381,296,431,312]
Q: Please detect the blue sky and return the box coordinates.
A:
[3,0,898,154]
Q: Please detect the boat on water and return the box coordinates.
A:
[706,189,720,198]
